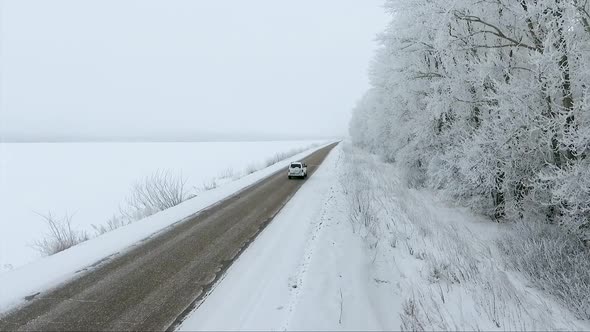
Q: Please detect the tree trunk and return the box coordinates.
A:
[555,3,576,161]
[493,171,506,220]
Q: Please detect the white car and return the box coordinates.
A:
[288,161,307,179]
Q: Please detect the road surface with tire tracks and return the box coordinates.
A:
[0,143,338,331]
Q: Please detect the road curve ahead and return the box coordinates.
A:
[0,143,338,331]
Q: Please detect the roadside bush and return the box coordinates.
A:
[202,178,217,191]
[263,144,320,168]
[244,163,260,175]
[400,296,427,331]
[120,170,188,222]
[264,149,297,167]
[32,212,89,256]
[92,215,129,236]
[217,167,236,179]
[497,221,590,319]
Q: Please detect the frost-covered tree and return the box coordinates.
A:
[350,0,590,238]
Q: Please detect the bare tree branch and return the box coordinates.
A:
[453,11,538,52]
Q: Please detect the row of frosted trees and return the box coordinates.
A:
[350,0,590,238]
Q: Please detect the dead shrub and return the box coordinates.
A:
[32,212,89,256]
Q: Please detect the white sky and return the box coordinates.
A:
[0,0,387,141]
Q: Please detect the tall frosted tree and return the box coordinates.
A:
[350,0,590,238]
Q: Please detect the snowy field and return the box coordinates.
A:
[178,143,589,331]
[0,141,323,272]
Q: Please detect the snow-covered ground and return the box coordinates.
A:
[178,143,589,331]
[0,140,323,271]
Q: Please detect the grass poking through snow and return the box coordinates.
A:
[339,142,585,331]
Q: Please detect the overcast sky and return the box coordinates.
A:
[0,0,387,141]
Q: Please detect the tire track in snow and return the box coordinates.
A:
[280,184,338,331]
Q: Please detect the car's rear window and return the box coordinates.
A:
[290,163,301,168]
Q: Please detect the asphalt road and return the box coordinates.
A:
[0,143,338,331]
